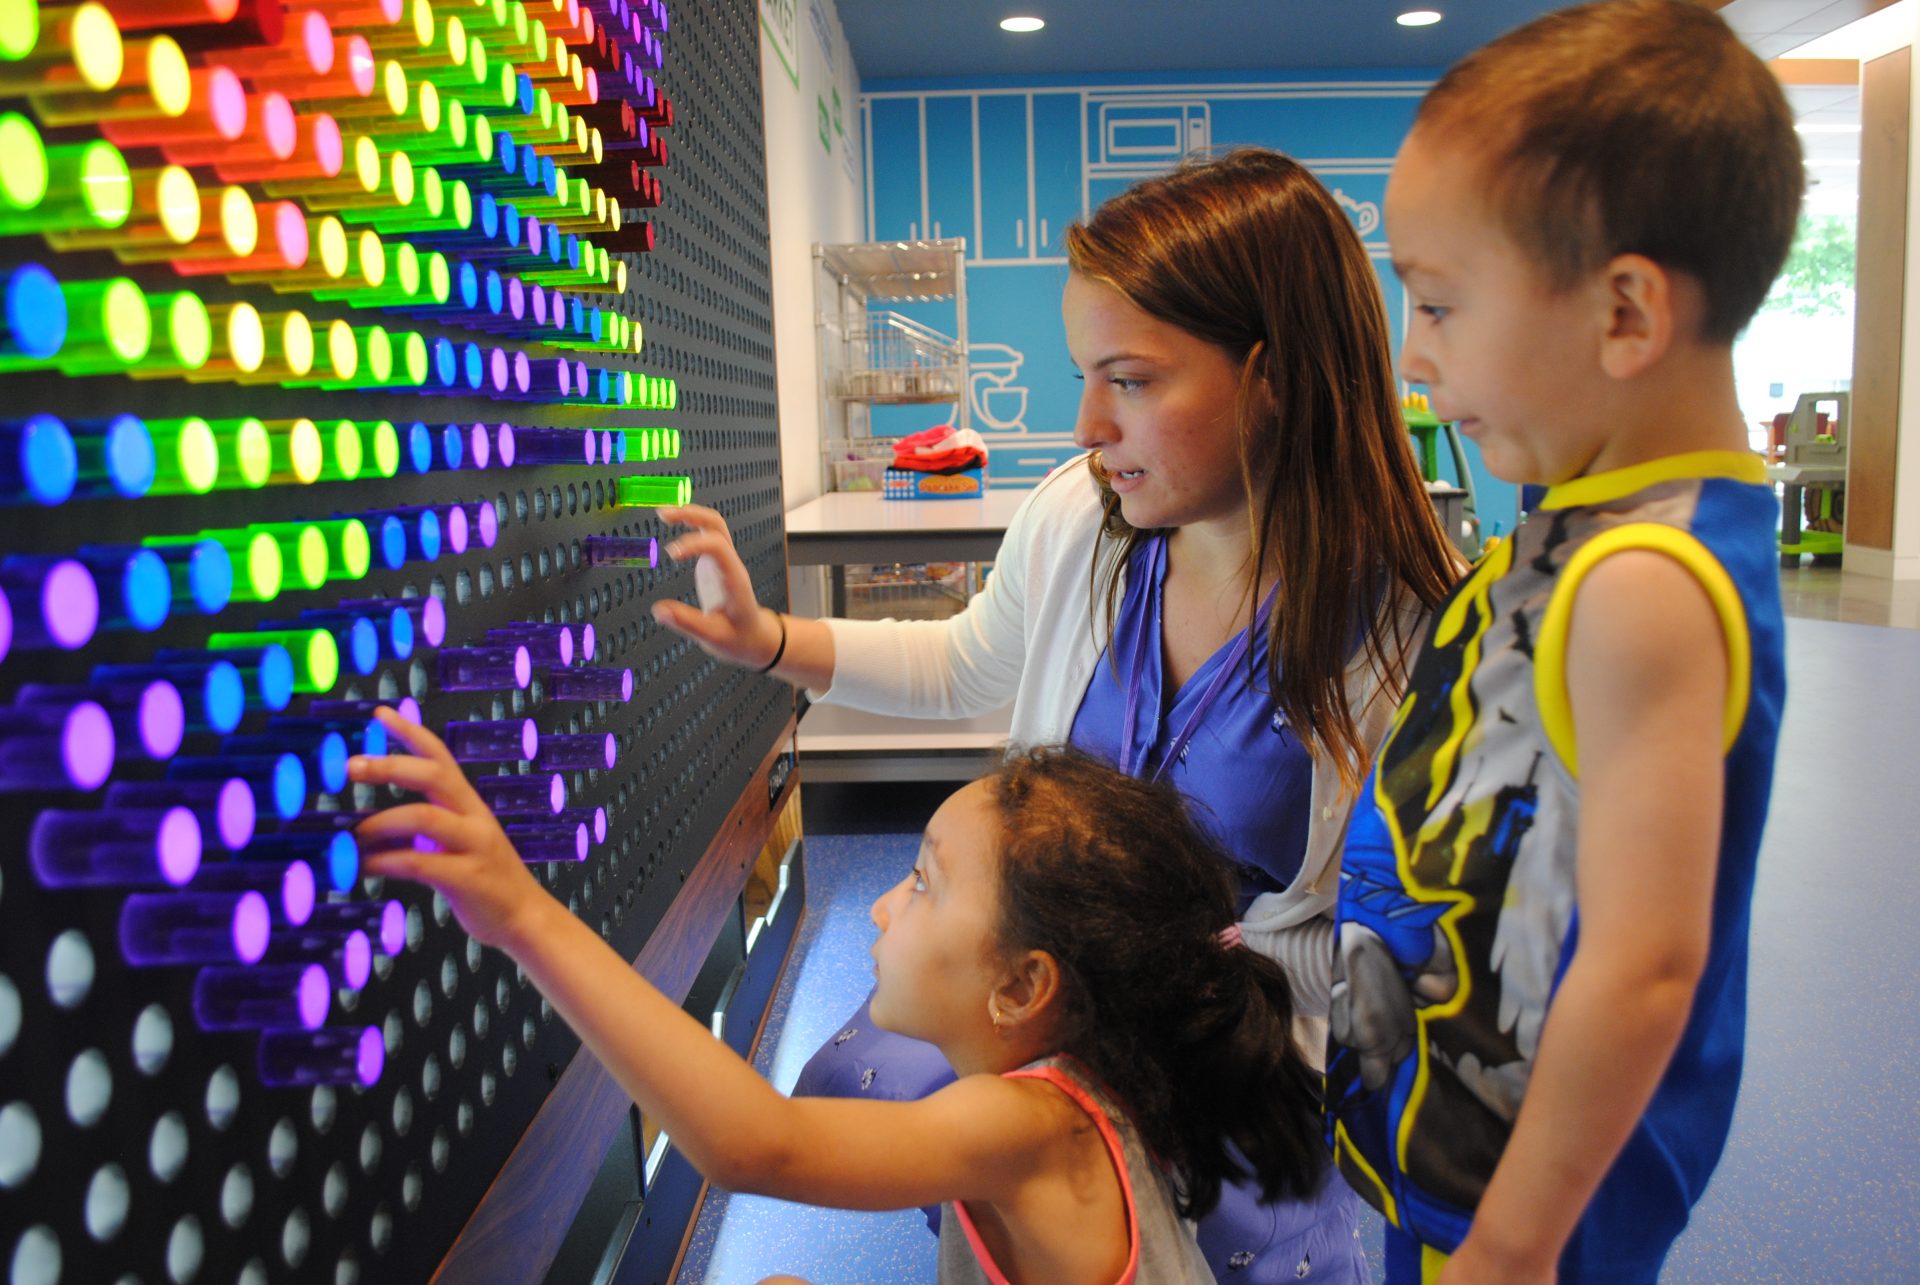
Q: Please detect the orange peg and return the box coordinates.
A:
[213,110,342,182]
[102,64,249,149]
[172,199,309,276]
[165,89,296,166]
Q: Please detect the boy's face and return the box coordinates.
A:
[867,779,1007,1046]
[1386,129,1613,486]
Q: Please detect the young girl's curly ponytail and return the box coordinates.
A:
[987,747,1327,1218]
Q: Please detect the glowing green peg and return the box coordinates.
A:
[397,332,428,388]
[394,242,421,298]
[208,417,271,490]
[0,0,40,62]
[211,628,339,694]
[425,252,451,305]
[141,290,210,371]
[146,417,220,496]
[359,326,393,386]
[369,419,401,476]
[249,522,330,590]
[169,527,282,602]
[29,277,149,374]
[316,419,364,481]
[308,518,371,581]
[0,111,46,218]
[616,476,692,508]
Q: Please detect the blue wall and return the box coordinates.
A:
[859,70,1517,536]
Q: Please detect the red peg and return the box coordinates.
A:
[99,0,239,29]
[287,0,403,28]
[166,0,288,52]
[219,9,332,84]
[602,219,652,254]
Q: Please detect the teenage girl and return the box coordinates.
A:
[654,148,1463,1277]
[350,713,1325,1284]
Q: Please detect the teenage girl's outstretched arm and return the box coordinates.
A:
[645,504,839,690]
[348,710,1053,1213]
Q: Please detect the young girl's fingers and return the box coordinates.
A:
[353,802,473,853]
[371,707,461,770]
[346,751,454,796]
[362,846,433,885]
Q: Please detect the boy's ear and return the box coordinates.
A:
[1597,253,1681,381]
[993,949,1063,1029]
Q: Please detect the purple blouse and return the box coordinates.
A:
[1068,535,1313,911]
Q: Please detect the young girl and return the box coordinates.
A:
[349,710,1325,1284]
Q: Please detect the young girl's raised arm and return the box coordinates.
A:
[349,710,1057,1213]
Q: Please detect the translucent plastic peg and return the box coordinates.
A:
[0,698,113,791]
[120,889,271,966]
[194,962,331,1032]
[473,771,564,816]
[547,665,632,703]
[105,776,256,853]
[444,718,537,763]
[256,1024,383,1087]
[30,805,202,887]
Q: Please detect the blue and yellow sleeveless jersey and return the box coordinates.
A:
[1324,451,1787,1281]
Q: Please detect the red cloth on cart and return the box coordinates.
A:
[891,425,987,473]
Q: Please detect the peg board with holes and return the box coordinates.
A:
[0,0,792,1281]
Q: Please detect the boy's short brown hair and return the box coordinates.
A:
[1415,0,1802,342]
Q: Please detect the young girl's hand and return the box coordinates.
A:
[346,708,552,951]
[650,503,784,669]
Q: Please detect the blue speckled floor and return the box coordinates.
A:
[679,618,1920,1283]
[678,829,939,1284]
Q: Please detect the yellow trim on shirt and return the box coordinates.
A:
[1534,524,1753,777]
[1332,1119,1399,1226]
[1421,1243,1452,1283]
[1539,450,1768,511]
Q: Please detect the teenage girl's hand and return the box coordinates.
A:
[650,504,785,669]
[346,708,552,951]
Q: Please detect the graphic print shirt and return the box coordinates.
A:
[1324,451,1786,1278]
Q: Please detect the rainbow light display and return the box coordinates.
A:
[1,0,684,1136]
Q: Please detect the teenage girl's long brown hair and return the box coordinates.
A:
[1064,148,1459,789]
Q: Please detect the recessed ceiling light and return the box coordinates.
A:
[1000,16,1045,33]
[1397,10,1443,26]
[1794,122,1862,134]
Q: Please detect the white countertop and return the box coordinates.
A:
[785,488,1031,536]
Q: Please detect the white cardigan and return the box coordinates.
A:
[815,455,1426,1024]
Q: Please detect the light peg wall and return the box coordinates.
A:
[0,0,787,1279]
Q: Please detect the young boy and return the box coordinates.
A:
[1324,2,1800,1281]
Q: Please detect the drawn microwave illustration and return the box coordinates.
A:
[1094,102,1213,168]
